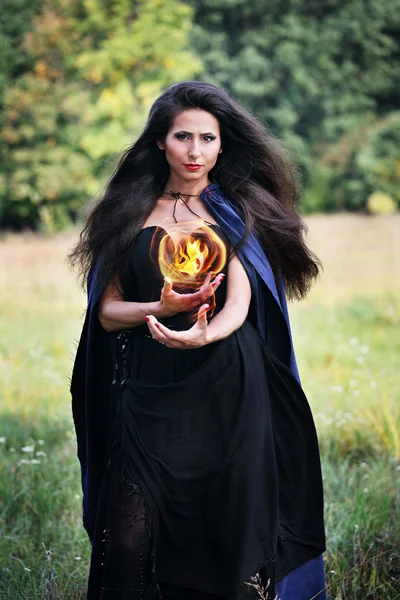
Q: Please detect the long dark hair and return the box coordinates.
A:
[68,81,321,300]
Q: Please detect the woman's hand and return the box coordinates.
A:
[147,253,252,346]
[158,272,225,318]
[145,304,210,349]
[98,271,225,333]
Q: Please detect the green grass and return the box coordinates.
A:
[0,224,399,599]
[291,295,400,599]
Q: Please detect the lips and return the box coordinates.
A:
[184,164,202,170]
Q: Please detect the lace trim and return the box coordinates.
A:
[111,329,133,388]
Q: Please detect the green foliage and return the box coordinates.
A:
[188,0,400,212]
[1,0,400,228]
[190,0,400,143]
[0,0,43,105]
[300,164,337,214]
[0,0,43,228]
[0,0,201,230]
[319,112,400,210]
[358,113,400,206]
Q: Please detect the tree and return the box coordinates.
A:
[188,0,400,210]
[0,0,202,230]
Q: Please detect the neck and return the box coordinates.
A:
[163,175,210,197]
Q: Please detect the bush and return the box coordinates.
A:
[316,112,400,212]
[300,164,337,214]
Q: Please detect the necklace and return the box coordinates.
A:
[163,190,215,225]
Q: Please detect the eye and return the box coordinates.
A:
[203,136,216,142]
[175,133,189,140]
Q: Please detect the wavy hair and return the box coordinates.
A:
[68,81,321,300]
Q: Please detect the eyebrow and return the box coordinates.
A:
[174,130,217,136]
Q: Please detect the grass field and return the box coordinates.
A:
[0,214,399,599]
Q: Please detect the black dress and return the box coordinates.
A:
[86,224,325,600]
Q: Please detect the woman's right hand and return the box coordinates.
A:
[158,271,225,317]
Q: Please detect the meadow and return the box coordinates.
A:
[0,214,399,599]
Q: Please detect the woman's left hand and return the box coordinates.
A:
[145,304,209,349]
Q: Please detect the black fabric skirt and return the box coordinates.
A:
[86,319,325,599]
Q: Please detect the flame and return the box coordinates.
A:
[176,237,208,277]
[149,221,227,321]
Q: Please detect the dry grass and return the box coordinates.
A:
[0,229,83,313]
[1,213,399,309]
[303,213,400,305]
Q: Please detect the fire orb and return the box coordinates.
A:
[149,221,227,320]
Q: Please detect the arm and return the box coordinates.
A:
[98,271,226,333]
[145,252,252,347]
[205,253,251,343]
[98,274,167,332]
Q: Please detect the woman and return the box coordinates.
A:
[69,81,327,600]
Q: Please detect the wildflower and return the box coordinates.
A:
[369,381,377,388]
[35,451,46,457]
[0,436,6,443]
[37,440,45,446]
[360,462,368,468]
[75,556,82,561]
[18,459,31,465]
[21,446,34,453]
[30,459,41,465]
[363,488,369,493]
[349,337,359,346]
[360,345,369,353]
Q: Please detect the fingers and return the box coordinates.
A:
[162,277,173,293]
[161,272,225,314]
[210,273,225,292]
[153,320,176,338]
[197,303,209,328]
[145,315,169,343]
[195,273,224,302]
[200,271,213,291]
[203,272,213,286]
[145,308,209,350]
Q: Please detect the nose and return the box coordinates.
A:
[188,140,201,160]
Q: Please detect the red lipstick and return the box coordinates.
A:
[184,164,202,171]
